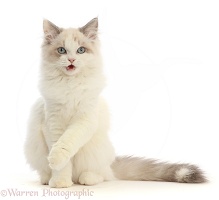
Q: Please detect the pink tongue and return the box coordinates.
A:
[66,65,75,71]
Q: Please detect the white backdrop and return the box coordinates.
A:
[0,0,218,199]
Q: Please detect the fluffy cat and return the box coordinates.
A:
[24,18,207,188]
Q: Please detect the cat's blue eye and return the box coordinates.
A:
[57,47,67,54]
[77,47,86,54]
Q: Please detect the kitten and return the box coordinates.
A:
[24,18,207,188]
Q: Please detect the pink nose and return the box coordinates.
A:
[68,58,75,63]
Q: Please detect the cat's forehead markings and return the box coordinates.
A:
[61,29,83,49]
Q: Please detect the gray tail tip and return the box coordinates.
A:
[175,165,208,183]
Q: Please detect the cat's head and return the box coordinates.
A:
[42,18,102,76]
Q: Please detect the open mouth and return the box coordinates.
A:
[66,65,75,71]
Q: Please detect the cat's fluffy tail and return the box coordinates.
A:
[111,156,207,183]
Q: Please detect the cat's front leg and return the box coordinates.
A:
[48,111,98,171]
[43,108,73,187]
[49,161,73,188]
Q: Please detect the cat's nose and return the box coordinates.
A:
[68,58,75,63]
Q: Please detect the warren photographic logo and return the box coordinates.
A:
[1,188,94,199]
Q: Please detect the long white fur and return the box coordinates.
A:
[25,19,116,187]
[24,18,206,188]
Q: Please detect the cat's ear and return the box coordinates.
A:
[43,19,61,44]
[79,17,98,40]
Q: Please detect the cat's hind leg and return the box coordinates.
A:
[73,135,116,186]
[78,172,104,186]
[73,99,116,186]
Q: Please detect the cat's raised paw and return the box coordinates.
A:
[48,144,70,170]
